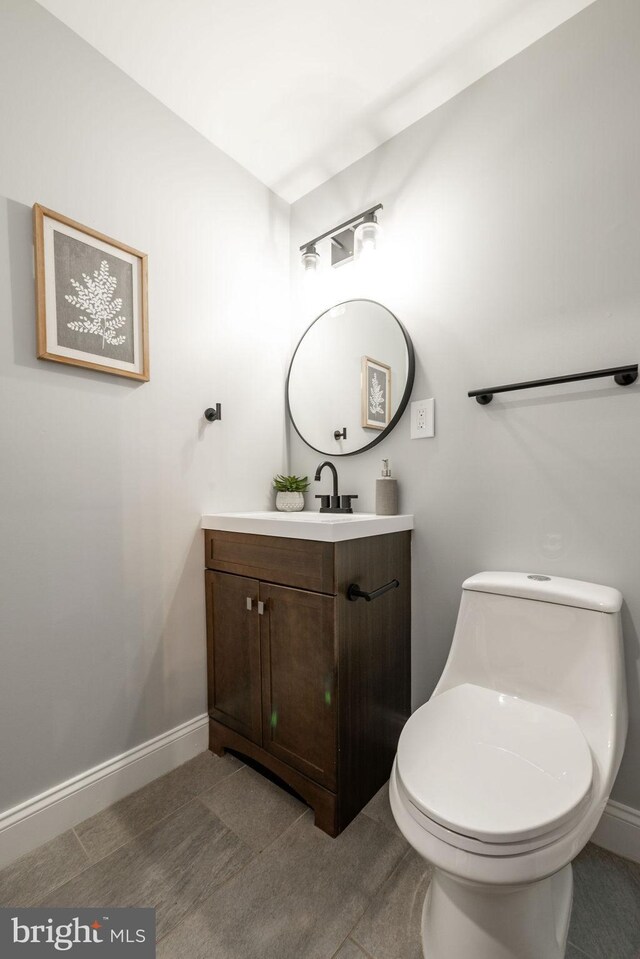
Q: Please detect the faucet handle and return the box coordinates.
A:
[315,494,330,510]
[340,494,358,512]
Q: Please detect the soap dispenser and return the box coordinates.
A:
[375,459,398,516]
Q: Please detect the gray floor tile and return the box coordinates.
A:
[565,943,592,959]
[351,848,431,959]
[8,750,640,959]
[361,781,403,839]
[75,751,242,861]
[332,939,371,959]
[40,799,252,941]
[199,765,306,852]
[0,830,89,906]
[156,809,408,959]
[569,843,640,959]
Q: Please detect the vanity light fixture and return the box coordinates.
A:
[301,243,320,275]
[354,209,382,259]
[299,203,383,273]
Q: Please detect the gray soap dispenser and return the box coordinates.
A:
[375,459,398,516]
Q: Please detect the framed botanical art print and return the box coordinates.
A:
[34,204,149,381]
[362,355,391,430]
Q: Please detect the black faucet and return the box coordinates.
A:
[314,461,358,514]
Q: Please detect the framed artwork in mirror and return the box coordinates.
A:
[33,204,149,381]
[362,355,391,430]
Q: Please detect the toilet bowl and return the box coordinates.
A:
[390,571,627,959]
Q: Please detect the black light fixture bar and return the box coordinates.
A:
[469,364,638,405]
[299,203,383,252]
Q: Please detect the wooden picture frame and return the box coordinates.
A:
[34,204,149,381]
[361,355,391,430]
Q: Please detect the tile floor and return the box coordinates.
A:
[1,751,639,958]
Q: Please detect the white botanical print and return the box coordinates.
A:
[64,260,127,349]
[369,372,385,415]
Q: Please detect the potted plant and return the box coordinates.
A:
[273,474,310,512]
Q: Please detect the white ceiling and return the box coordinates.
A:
[37,0,596,202]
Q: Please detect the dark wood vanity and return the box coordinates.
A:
[204,527,411,836]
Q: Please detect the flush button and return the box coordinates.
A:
[528,574,551,581]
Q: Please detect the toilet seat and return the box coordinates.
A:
[396,683,593,848]
[394,770,590,858]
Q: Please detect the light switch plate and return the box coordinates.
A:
[411,398,435,438]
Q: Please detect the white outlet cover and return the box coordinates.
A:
[411,398,435,439]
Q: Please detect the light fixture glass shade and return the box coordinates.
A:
[354,216,381,260]
[301,246,319,274]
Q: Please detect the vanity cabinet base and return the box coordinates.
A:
[205,528,411,838]
[209,718,339,836]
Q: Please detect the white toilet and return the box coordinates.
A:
[390,571,627,959]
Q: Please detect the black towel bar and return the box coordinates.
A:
[347,579,400,602]
[468,364,638,405]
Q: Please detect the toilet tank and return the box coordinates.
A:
[434,572,627,783]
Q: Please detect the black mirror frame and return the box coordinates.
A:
[286,298,416,457]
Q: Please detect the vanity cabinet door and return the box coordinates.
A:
[259,582,337,790]
[206,571,262,745]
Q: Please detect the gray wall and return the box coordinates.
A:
[289,0,640,811]
[0,0,289,812]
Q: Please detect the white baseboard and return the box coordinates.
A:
[0,713,209,870]
[592,799,640,864]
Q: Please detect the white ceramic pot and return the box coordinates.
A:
[275,491,305,512]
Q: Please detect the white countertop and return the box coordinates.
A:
[201,511,414,543]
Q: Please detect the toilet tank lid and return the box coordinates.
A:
[462,572,622,613]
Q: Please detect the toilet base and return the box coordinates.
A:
[422,863,573,959]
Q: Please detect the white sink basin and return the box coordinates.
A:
[201,511,413,543]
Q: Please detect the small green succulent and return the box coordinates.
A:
[273,474,310,492]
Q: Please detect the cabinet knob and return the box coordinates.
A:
[258,600,266,615]
[246,597,253,611]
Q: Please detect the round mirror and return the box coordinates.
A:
[287,299,415,456]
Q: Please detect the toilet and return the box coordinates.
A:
[390,571,627,959]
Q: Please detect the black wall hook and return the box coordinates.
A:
[334,427,347,440]
[204,404,222,422]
